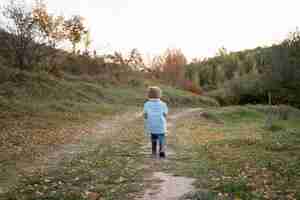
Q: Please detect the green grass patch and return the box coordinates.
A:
[170,105,300,200]
[0,66,217,116]
[210,106,264,123]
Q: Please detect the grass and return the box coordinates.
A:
[0,66,218,114]
[1,118,147,200]
[0,66,218,197]
[170,105,300,200]
[0,66,217,155]
[161,85,219,107]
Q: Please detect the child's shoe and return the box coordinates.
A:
[159,151,166,158]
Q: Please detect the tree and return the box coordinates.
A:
[127,48,145,70]
[31,0,67,73]
[162,48,187,86]
[216,46,228,57]
[82,29,92,56]
[264,30,300,106]
[151,55,164,72]
[150,55,165,79]
[105,49,145,71]
[32,0,66,48]
[64,15,86,53]
[0,0,78,72]
[0,0,43,70]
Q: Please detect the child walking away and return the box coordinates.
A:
[144,86,168,158]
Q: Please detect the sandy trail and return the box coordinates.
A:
[141,172,195,200]
[138,108,203,200]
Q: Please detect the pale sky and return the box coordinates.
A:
[2,0,300,60]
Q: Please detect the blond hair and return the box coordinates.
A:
[147,86,162,99]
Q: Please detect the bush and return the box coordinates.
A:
[0,64,20,83]
[206,73,299,107]
[182,79,202,95]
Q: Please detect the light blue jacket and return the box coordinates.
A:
[144,99,168,134]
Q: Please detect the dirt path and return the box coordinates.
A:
[140,172,195,200]
[4,106,300,199]
[36,111,143,170]
[137,108,203,200]
[1,108,204,199]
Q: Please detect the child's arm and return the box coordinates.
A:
[143,102,148,119]
[163,103,168,119]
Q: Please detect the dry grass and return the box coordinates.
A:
[170,106,300,200]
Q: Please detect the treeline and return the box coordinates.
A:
[184,34,300,108]
[0,0,89,72]
[0,0,147,86]
[0,1,196,90]
[1,1,300,108]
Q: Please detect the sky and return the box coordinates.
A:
[2,0,300,60]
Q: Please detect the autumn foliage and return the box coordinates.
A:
[151,48,187,85]
[182,79,202,95]
[0,0,89,74]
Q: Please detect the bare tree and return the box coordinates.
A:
[105,49,145,71]
[0,0,88,74]
[127,48,145,70]
[82,29,92,56]
[0,0,44,70]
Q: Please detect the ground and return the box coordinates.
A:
[0,106,300,200]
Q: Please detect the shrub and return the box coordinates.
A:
[182,79,202,95]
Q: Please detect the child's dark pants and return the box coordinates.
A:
[151,133,165,157]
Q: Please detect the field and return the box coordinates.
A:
[1,102,299,199]
[169,106,300,200]
[1,0,300,199]
[0,67,218,199]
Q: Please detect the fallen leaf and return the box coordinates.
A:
[85,191,101,200]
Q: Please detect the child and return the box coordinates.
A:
[144,86,168,158]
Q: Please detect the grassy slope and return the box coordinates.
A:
[0,66,218,162]
[170,105,300,200]
[0,66,218,198]
[0,66,218,114]
[1,69,300,200]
